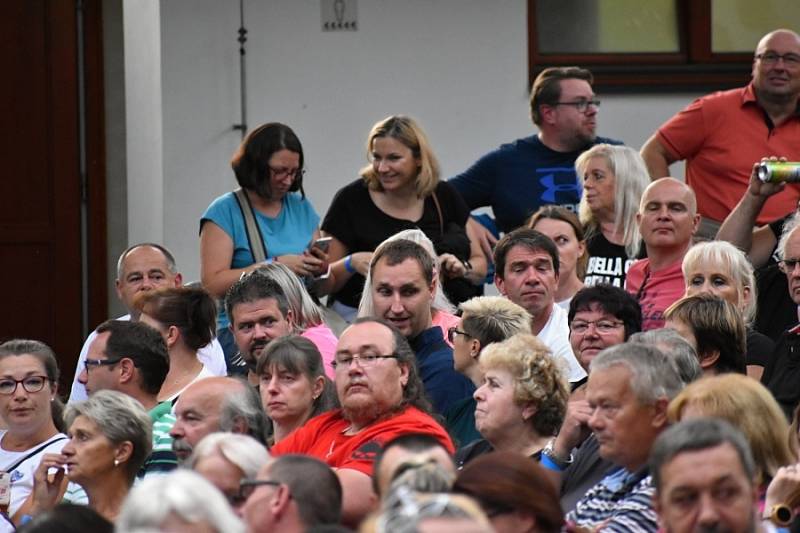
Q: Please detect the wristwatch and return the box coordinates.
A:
[542,438,574,469]
[764,503,793,527]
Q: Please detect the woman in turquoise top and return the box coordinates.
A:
[200,123,326,371]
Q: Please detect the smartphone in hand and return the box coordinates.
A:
[311,236,332,253]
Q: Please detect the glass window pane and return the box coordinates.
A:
[712,0,800,52]
[536,0,679,54]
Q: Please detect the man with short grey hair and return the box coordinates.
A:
[69,243,226,403]
[566,343,682,532]
[170,377,268,464]
[650,418,763,533]
[763,223,800,418]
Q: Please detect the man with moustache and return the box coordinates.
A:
[626,178,700,331]
[270,318,454,526]
[450,67,621,253]
[169,377,268,463]
[642,29,800,239]
[225,274,295,385]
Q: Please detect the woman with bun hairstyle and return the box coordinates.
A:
[135,287,218,403]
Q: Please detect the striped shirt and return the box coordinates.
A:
[139,401,178,478]
[566,467,657,533]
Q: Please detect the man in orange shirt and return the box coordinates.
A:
[641,29,800,238]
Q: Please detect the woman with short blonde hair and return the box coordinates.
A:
[668,373,793,487]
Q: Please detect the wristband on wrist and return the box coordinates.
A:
[539,453,565,472]
[344,255,356,274]
[263,257,274,265]
[542,438,573,469]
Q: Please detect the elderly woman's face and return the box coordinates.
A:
[0,355,55,433]
[61,415,122,484]
[473,367,532,444]
[685,261,746,310]
[569,302,627,371]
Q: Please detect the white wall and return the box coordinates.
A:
[143,0,701,283]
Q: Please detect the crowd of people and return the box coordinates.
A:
[1,27,799,533]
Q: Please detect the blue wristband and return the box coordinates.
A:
[539,453,565,472]
[344,255,356,274]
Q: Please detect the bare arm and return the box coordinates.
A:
[336,468,378,528]
[201,222,326,298]
[640,134,677,179]
[716,159,786,268]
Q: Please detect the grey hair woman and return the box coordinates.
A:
[186,432,270,511]
[116,469,245,533]
[31,390,152,522]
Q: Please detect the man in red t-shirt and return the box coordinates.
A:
[626,178,699,330]
[270,317,453,526]
[641,29,800,237]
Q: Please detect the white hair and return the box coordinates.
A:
[186,432,270,479]
[358,228,456,317]
[116,470,245,533]
[777,212,800,260]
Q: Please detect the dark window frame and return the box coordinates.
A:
[528,0,753,92]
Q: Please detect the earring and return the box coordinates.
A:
[114,459,119,467]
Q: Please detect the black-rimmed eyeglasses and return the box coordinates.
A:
[331,353,399,370]
[0,376,49,395]
[83,357,123,372]
[238,479,283,502]
[552,98,601,113]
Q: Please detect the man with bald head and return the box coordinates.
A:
[169,376,268,463]
[626,178,699,330]
[642,29,800,239]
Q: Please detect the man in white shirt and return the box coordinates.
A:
[69,243,226,403]
[493,228,585,383]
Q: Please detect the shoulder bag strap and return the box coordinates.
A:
[233,188,268,263]
[4,436,67,473]
[431,191,444,236]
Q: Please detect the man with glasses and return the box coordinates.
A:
[76,319,177,479]
[368,239,474,414]
[763,223,800,418]
[240,455,342,533]
[270,317,454,527]
[449,66,621,253]
[642,29,800,240]
[69,243,226,403]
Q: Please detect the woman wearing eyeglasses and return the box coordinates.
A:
[29,390,152,523]
[319,115,487,321]
[200,123,327,373]
[0,340,67,529]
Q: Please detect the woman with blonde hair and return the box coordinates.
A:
[668,373,794,489]
[455,334,568,468]
[681,240,774,380]
[321,115,487,319]
[576,144,648,288]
